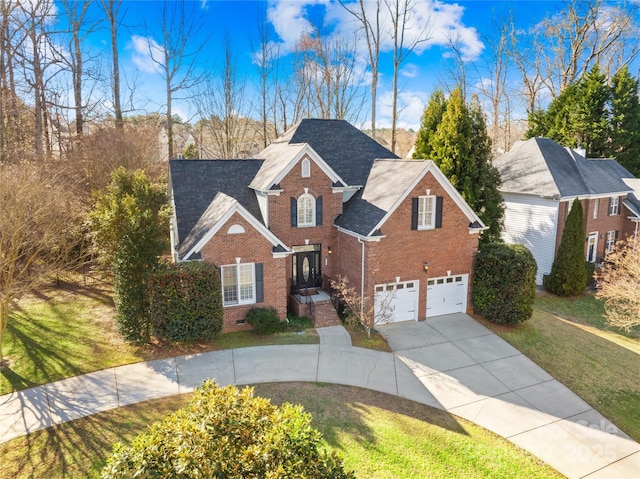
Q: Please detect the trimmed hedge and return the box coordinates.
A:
[245,307,284,335]
[102,381,355,479]
[148,262,223,342]
[473,242,537,325]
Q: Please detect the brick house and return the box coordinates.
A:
[169,119,486,332]
[494,137,640,284]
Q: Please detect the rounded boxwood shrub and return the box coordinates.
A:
[245,307,284,335]
[148,262,223,342]
[102,381,355,479]
[473,242,537,325]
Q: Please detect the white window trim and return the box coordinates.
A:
[609,196,619,216]
[297,193,316,227]
[593,199,599,219]
[417,195,436,230]
[221,263,256,307]
[606,230,616,253]
[301,158,311,178]
[586,232,598,263]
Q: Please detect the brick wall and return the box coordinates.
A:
[337,171,480,319]
[199,212,287,332]
[556,197,627,261]
[267,155,343,290]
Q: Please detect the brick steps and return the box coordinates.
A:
[310,300,342,328]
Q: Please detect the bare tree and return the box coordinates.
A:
[15,0,59,159]
[195,34,249,159]
[340,0,384,140]
[142,0,208,159]
[292,24,364,122]
[384,0,431,153]
[440,31,469,98]
[100,0,124,129]
[331,276,395,339]
[0,0,25,162]
[596,237,640,332]
[529,0,640,99]
[0,164,86,365]
[251,16,280,149]
[475,15,513,154]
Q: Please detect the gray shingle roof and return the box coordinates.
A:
[177,192,236,259]
[284,119,399,186]
[495,138,632,198]
[249,142,307,191]
[336,160,429,236]
[169,159,264,252]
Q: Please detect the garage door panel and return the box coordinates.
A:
[426,275,467,317]
[374,280,419,323]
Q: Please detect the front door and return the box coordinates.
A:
[292,245,321,291]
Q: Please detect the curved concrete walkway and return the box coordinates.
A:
[1,314,638,479]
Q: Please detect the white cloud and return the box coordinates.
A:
[129,35,164,75]
[376,88,429,131]
[267,0,483,62]
[401,63,419,78]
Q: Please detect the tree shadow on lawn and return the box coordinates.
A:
[476,311,640,442]
[253,382,470,449]
[0,395,190,479]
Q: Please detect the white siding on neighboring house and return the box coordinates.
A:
[501,193,559,285]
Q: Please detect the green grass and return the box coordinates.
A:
[0,383,562,479]
[1,285,318,395]
[0,286,142,395]
[479,293,640,442]
[534,292,640,339]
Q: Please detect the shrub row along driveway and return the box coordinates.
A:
[1,314,638,478]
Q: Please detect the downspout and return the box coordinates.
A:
[358,237,365,320]
[634,220,639,255]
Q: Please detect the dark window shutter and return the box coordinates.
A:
[255,263,264,303]
[316,195,323,225]
[290,197,297,227]
[435,196,443,228]
[411,198,418,230]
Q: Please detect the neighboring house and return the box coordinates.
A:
[494,137,640,284]
[169,119,485,332]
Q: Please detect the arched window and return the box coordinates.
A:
[301,158,311,177]
[297,194,315,227]
[227,224,246,235]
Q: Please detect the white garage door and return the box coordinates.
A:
[374,280,419,323]
[426,275,467,317]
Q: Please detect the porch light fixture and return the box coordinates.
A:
[328,245,333,255]
[423,262,429,273]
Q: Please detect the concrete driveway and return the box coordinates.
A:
[378,313,640,479]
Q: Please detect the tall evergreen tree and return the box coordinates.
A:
[89,168,170,342]
[572,65,609,157]
[412,89,446,160]
[544,198,587,296]
[610,66,640,176]
[527,64,640,171]
[414,87,504,243]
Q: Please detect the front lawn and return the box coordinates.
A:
[0,383,562,479]
[479,293,640,442]
[0,285,317,396]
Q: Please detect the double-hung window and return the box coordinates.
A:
[609,196,619,216]
[606,230,617,253]
[222,263,255,306]
[417,195,435,230]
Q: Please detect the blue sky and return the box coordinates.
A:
[74,0,574,129]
